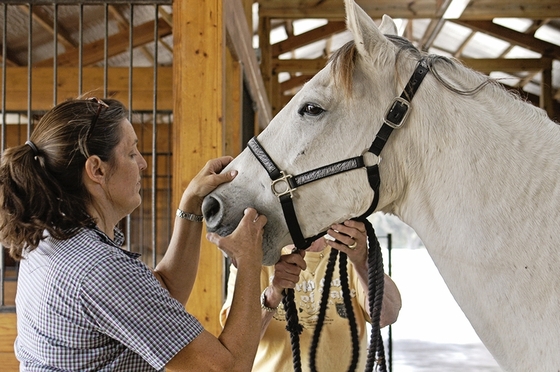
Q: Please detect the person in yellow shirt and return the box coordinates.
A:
[220,219,402,372]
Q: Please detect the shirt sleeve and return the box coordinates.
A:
[79,253,203,370]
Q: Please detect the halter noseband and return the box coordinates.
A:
[248,59,428,250]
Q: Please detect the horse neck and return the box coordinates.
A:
[378,70,560,249]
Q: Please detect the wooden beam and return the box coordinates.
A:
[280,74,313,92]
[418,0,451,50]
[272,58,328,74]
[0,313,18,369]
[19,4,76,50]
[173,0,225,337]
[108,4,155,64]
[272,21,347,57]
[259,16,273,119]
[258,0,560,20]
[225,47,243,157]
[460,58,552,74]
[0,67,173,111]
[540,57,554,119]
[455,20,560,59]
[225,0,272,129]
[34,18,172,67]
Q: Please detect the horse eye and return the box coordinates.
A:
[298,103,325,117]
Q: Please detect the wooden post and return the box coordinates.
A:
[540,57,554,119]
[173,0,225,336]
[225,47,243,157]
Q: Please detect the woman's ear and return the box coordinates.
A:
[84,155,106,185]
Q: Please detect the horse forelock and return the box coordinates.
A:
[329,35,424,97]
[329,41,358,97]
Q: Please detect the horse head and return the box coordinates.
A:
[203,0,419,265]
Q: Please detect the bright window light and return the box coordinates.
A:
[442,0,470,19]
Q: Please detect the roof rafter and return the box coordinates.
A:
[34,18,172,67]
[454,20,560,59]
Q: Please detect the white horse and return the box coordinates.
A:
[202,0,560,370]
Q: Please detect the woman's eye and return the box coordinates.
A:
[298,103,325,117]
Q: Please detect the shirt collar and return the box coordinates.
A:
[90,225,141,259]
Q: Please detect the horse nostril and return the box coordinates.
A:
[202,195,222,229]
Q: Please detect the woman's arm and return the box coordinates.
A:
[166,208,266,372]
[153,156,236,304]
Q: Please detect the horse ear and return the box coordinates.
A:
[344,0,392,57]
[379,14,398,36]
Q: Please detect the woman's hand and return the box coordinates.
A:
[326,220,368,267]
[268,250,306,304]
[182,156,237,214]
[206,208,266,267]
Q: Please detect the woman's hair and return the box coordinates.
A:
[0,97,128,260]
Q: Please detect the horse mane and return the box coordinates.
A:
[329,34,533,108]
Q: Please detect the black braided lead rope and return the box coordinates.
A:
[375,331,387,372]
[283,288,304,372]
[363,220,387,372]
[285,219,386,372]
[309,246,339,372]
[339,252,361,371]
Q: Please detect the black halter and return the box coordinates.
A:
[248,60,429,250]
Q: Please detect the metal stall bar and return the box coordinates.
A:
[53,4,58,105]
[27,3,32,138]
[103,3,109,98]
[0,4,6,309]
[78,4,83,96]
[125,3,135,252]
[151,4,158,267]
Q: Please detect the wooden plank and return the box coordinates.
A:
[455,20,560,60]
[258,0,560,20]
[225,0,272,130]
[0,67,173,111]
[0,313,17,353]
[0,313,20,370]
[272,21,346,57]
[35,18,172,68]
[173,0,225,337]
[460,58,550,73]
[225,48,243,157]
[272,58,328,74]
[280,74,313,92]
[271,57,549,75]
[540,58,554,119]
[259,16,273,121]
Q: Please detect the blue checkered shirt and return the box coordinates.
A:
[15,226,203,371]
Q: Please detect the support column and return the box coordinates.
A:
[173,0,225,336]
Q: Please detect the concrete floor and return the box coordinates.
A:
[389,340,502,372]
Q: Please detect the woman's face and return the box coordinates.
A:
[105,119,147,217]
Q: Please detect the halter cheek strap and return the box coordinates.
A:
[248,138,366,248]
[248,59,429,250]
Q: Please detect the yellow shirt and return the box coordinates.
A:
[220,246,371,372]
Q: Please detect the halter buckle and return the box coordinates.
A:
[271,171,297,198]
[383,97,411,129]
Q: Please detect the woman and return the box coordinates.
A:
[0,97,265,371]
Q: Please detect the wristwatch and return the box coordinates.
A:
[260,289,278,313]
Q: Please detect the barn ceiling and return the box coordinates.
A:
[255,0,560,119]
[0,0,559,121]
